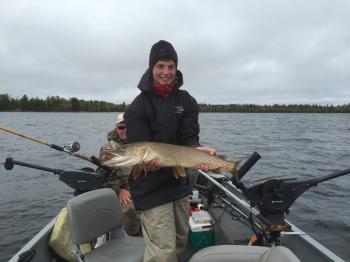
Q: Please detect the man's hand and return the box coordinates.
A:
[195,146,217,172]
[145,159,161,172]
[118,189,133,205]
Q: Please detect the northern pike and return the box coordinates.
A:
[102,142,240,181]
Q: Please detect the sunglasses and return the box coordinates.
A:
[117,126,126,130]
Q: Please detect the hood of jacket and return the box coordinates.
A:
[137,68,184,93]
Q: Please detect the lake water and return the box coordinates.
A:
[0,112,349,261]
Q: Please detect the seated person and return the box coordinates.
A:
[99,113,141,236]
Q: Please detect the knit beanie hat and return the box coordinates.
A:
[149,40,178,69]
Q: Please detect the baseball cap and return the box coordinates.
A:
[116,113,124,125]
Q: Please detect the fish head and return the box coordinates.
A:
[102,143,145,167]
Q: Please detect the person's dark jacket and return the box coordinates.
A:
[125,68,200,211]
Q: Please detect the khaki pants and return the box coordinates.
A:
[140,197,189,262]
[121,202,141,236]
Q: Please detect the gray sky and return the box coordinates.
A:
[1,0,349,105]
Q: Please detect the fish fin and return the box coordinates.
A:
[173,166,187,179]
[172,167,179,179]
[132,164,143,180]
[142,162,148,176]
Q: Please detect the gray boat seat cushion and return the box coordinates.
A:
[67,188,144,262]
[189,245,300,262]
[84,236,145,262]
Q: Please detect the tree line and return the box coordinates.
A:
[1,94,349,113]
[0,94,126,112]
[199,103,350,113]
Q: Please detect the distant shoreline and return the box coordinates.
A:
[1,94,349,113]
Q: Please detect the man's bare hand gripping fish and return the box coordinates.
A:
[101,142,240,182]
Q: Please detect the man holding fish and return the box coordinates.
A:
[103,40,237,262]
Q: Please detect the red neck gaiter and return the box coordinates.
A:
[152,83,175,98]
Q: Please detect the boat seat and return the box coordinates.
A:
[189,245,300,262]
[67,188,144,262]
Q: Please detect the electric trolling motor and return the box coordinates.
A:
[230,153,350,245]
[4,157,111,196]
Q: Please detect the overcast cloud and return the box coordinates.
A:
[0,0,349,105]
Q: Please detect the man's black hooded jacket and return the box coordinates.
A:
[125,68,200,211]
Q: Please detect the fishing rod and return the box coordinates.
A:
[0,127,105,169]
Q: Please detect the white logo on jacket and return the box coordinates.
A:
[174,106,184,114]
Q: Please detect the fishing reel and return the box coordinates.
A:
[63,142,81,153]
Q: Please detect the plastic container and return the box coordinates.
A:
[191,210,212,224]
[189,216,214,251]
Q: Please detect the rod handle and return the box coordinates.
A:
[237,152,261,180]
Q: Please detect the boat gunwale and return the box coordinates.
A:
[8,217,57,262]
